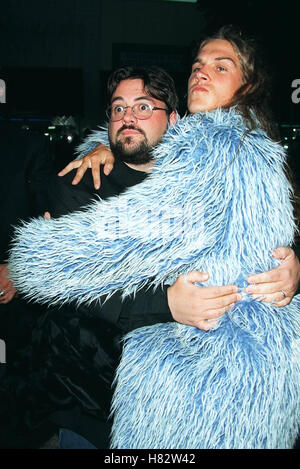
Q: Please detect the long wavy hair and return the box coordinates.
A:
[198,25,300,233]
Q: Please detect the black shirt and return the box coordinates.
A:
[39,158,148,217]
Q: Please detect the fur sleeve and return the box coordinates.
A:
[8,109,296,307]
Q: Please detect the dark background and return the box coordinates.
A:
[0,0,299,449]
[0,0,299,171]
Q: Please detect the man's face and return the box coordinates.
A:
[108,79,175,165]
[188,39,244,113]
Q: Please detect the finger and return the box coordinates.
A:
[181,270,241,300]
[272,246,293,261]
[247,269,279,285]
[71,162,91,185]
[251,292,291,307]
[103,163,114,176]
[204,286,240,300]
[91,164,102,190]
[245,281,282,295]
[272,298,291,307]
[0,289,8,302]
[0,280,10,290]
[212,293,242,308]
[185,271,238,296]
[58,160,82,176]
[185,271,209,283]
[192,293,240,314]
[266,290,291,304]
[205,303,235,320]
[44,212,51,220]
[196,319,219,331]
[0,291,15,304]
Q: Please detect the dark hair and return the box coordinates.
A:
[107,66,178,115]
[198,25,278,139]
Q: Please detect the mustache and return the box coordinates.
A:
[117,125,146,138]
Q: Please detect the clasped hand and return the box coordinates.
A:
[167,247,300,330]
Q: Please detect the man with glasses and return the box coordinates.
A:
[45,66,177,215]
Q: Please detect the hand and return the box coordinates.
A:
[58,144,115,190]
[0,263,17,304]
[245,247,300,306]
[167,271,241,331]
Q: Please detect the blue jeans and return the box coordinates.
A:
[58,429,97,449]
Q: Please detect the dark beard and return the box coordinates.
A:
[109,126,154,165]
[109,140,154,165]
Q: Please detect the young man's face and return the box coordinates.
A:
[188,39,244,114]
[108,79,176,164]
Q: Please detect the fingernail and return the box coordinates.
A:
[252,294,265,301]
[247,276,256,283]
[237,294,242,301]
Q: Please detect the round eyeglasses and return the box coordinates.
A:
[106,102,168,122]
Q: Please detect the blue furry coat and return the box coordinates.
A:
[9,108,300,448]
